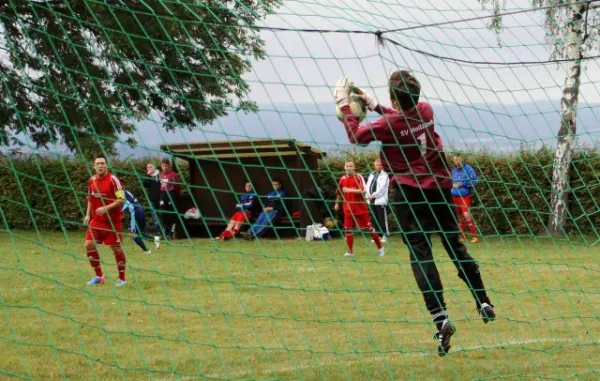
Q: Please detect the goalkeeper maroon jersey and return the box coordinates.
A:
[87,172,124,225]
[340,102,453,190]
[337,174,369,216]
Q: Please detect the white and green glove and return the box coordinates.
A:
[333,76,353,108]
[353,87,378,111]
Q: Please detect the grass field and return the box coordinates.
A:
[1,230,599,380]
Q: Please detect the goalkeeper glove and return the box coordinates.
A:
[333,76,353,108]
[353,87,378,111]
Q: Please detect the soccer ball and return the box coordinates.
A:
[335,93,367,123]
[323,217,337,229]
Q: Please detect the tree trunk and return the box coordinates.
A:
[547,0,585,236]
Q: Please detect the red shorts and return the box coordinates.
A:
[453,195,472,214]
[85,220,123,246]
[344,213,373,231]
[230,211,251,223]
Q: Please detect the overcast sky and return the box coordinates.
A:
[245,0,600,106]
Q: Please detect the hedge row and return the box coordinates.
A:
[318,147,600,236]
[0,155,188,231]
[1,147,599,236]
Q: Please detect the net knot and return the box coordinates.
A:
[375,30,385,47]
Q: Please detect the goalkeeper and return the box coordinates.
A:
[333,71,495,356]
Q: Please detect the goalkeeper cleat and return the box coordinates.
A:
[115,280,127,287]
[434,319,455,357]
[87,276,105,286]
[378,248,385,257]
[478,302,496,324]
[154,236,161,249]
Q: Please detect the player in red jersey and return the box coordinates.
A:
[83,155,128,287]
[333,71,495,356]
[334,161,384,258]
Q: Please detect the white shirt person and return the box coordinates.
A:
[365,159,390,241]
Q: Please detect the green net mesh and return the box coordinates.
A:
[1,0,600,379]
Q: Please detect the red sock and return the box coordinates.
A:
[459,218,465,233]
[87,249,103,277]
[232,228,239,235]
[345,233,354,253]
[466,217,477,235]
[114,248,126,281]
[371,231,382,249]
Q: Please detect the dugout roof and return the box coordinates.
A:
[160,138,326,161]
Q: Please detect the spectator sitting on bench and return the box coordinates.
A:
[216,182,257,241]
[241,179,286,240]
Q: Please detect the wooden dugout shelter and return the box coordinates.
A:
[160,138,328,238]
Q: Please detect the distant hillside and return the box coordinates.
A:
[119,100,600,157]
[6,101,599,158]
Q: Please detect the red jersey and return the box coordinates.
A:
[340,102,452,190]
[87,173,125,225]
[337,174,369,216]
[160,170,182,193]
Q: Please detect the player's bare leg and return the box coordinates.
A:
[231,221,243,238]
[344,231,354,257]
[457,213,466,242]
[85,240,105,285]
[217,221,236,240]
[111,245,127,287]
[366,226,384,256]
[463,211,478,243]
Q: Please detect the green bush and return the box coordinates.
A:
[0,155,189,231]
[318,147,600,236]
[1,147,599,236]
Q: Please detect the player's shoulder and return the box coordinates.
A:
[417,101,432,110]
[107,172,121,181]
[107,172,124,187]
[417,101,434,117]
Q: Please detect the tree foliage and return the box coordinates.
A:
[479,0,599,58]
[0,0,279,156]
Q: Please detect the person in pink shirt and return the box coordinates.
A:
[159,158,182,240]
